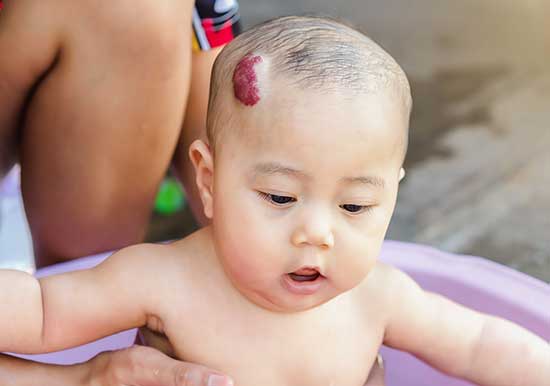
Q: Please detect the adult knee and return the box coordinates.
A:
[85,0,194,72]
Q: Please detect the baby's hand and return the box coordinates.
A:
[363,355,385,386]
[87,345,234,386]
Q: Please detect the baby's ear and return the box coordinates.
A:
[189,140,214,219]
[399,168,406,182]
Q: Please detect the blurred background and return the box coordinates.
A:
[1,0,549,281]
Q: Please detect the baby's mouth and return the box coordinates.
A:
[283,267,325,295]
[288,268,321,282]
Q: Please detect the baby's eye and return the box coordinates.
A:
[340,204,370,214]
[258,192,296,206]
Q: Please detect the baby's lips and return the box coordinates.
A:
[288,266,323,282]
[292,274,320,281]
[292,267,319,276]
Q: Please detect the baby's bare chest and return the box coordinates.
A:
[161,295,384,386]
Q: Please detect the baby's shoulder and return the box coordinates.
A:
[104,229,210,284]
[105,230,215,312]
[108,241,181,274]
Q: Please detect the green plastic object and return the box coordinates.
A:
[154,178,185,215]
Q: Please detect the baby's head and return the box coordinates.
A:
[190,16,411,312]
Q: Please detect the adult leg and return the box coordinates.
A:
[18,0,194,267]
[0,1,59,179]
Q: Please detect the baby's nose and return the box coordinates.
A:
[291,211,334,249]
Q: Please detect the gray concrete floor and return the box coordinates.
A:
[1,1,549,282]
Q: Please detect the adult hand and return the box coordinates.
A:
[87,345,233,386]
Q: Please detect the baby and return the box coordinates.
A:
[1,16,548,386]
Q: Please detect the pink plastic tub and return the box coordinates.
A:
[17,241,550,385]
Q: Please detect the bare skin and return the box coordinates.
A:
[0,0,211,267]
[0,4,386,386]
[0,346,385,386]
[1,228,546,386]
[1,78,547,385]
[1,0,233,385]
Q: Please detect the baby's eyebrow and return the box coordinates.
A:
[252,162,308,179]
[341,175,386,189]
[251,163,385,188]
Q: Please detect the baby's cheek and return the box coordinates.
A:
[222,222,274,272]
[336,242,378,289]
[226,254,255,283]
[370,206,393,230]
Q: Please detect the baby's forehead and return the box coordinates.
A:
[231,90,406,155]
[234,75,408,128]
[210,47,410,158]
[229,51,410,117]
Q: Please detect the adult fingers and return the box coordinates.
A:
[90,345,234,386]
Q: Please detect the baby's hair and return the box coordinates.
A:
[207,15,411,152]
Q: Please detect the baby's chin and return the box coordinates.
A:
[236,282,342,314]
[251,295,332,314]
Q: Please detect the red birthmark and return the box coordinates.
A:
[233,54,263,106]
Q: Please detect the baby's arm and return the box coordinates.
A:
[381,265,549,386]
[0,244,160,354]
